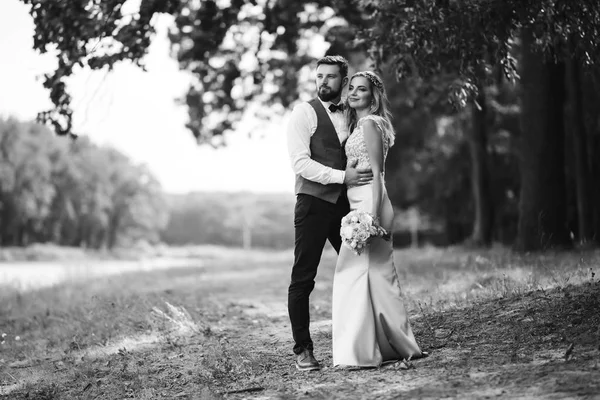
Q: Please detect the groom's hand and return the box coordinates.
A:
[344,160,373,186]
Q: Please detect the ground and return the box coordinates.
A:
[0,246,599,399]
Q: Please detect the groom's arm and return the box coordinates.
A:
[286,103,346,185]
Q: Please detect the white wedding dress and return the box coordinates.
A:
[332,115,423,367]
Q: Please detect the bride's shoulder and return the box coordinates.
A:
[359,114,382,122]
[359,115,385,133]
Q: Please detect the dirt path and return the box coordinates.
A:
[211,279,600,399]
[149,249,600,399]
[1,248,599,399]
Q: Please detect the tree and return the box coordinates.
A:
[0,119,62,245]
[21,0,600,251]
[0,118,168,249]
[515,28,570,250]
[19,0,367,142]
[20,0,181,136]
[160,191,295,249]
[565,37,594,245]
[581,68,600,244]
[365,0,600,251]
[363,1,517,247]
[467,85,494,246]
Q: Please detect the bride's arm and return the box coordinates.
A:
[362,119,385,220]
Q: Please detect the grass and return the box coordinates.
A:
[0,245,599,399]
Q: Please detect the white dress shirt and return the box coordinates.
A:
[287,99,349,185]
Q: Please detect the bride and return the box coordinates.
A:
[332,71,427,367]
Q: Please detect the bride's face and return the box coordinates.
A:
[347,77,373,111]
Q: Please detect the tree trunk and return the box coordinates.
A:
[565,43,594,245]
[515,29,571,251]
[467,85,494,246]
[593,132,600,243]
[590,74,600,245]
[107,214,120,250]
[590,107,600,244]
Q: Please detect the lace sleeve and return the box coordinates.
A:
[360,115,395,147]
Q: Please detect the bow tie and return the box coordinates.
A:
[328,103,345,113]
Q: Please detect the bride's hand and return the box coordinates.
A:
[344,160,373,186]
[381,230,391,241]
[371,215,391,240]
[370,213,381,225]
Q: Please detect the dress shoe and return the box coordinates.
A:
[295,349,321,371]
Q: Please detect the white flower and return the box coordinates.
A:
[351,241,357,248]
[351,216,358,223]
[341,226,355,239]
[359,213,373,224]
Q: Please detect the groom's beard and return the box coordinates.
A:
[318,85,342,102]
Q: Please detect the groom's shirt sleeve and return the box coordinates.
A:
[287,102,345,185]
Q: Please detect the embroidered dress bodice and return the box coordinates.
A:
[344,115,392,171]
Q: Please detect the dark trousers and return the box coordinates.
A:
[288,193,350,355]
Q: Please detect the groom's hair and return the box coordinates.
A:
[316,55,349,78]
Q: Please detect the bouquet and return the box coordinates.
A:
[340,210,390,255]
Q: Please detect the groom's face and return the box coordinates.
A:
[316,64,346,102]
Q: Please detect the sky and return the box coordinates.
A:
[0,0,296,194]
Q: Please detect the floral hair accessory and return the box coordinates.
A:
[353,71,384,91]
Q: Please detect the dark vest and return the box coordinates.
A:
[294,99,347,204]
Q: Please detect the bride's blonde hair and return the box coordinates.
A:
[345,71,395,146]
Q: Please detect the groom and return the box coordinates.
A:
[286,55,373,371]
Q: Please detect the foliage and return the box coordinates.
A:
[168,0,372,144]
[19,0,368,141]
[0,117,168,248]
[364,0,600,250]
[18,0,600,251]
[365,0,600,105]
[18,0,600,137]
[20,0,181,136]
[161,191,295,249]
[382,71,521,245]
